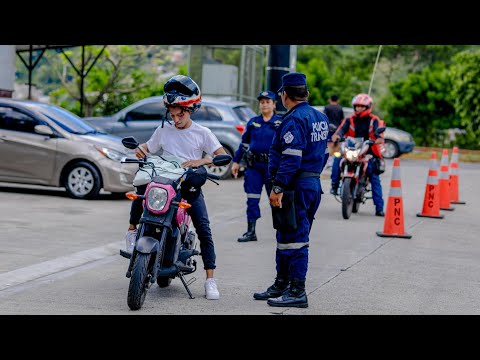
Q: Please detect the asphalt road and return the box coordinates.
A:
[0,157,479,315]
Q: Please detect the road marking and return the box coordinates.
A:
[0,241,122,291]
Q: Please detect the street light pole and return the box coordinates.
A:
[266,45,295,114]
[368,45,383,96]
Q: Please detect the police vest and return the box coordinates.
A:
[343,114,385,158]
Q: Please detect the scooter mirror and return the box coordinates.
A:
[122,136,140,150]
[212,154,233,167]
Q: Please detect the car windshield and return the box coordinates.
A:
[25,102,103,135]
[233,105,256,123]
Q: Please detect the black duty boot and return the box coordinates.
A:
[253,277,290,300]
[238,221,257,242]
[267,279,308,308]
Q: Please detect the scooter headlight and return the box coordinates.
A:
[346,149,360,162]
[146,187,168,211]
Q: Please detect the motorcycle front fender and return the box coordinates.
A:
[342,169,358,182]
[136,236,159,254]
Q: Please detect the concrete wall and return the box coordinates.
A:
[0,45,16,97]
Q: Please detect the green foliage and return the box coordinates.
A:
[211,48,241,66]
[297,45,379,107]
[380,62,457,147]
[17,45,185,117]
[450,49,480,149]
[296,45,479,149]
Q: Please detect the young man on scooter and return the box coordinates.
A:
[124,75,228,300]
[330,93,385,217]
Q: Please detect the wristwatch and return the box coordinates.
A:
[272,185,284,194]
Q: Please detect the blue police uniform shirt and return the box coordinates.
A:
[232,114,282,163]
[269,102,329,188]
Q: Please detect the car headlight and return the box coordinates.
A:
[95,146,127,161]
[346,150,360,161]
[147,187,169,211]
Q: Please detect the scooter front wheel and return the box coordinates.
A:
[127,253,152,310]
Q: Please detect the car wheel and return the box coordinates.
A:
[204,147,233,180]
[63,161,102,199]
[383,140,399,159]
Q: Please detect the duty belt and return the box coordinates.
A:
[251,152,269,163]
[295,171,321,179]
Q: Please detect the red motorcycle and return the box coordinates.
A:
[333,127,386,219]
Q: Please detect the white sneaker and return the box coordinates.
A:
[205,278,220,300]
[125,229,137,253]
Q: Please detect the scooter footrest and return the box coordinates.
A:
[119,249,132,259]
[175,262,195,273]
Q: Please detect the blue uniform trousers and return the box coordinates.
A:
[275,177,321,281]
[244,162,271,222]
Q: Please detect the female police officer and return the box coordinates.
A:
[231,90,282,242]
[253,73,329,308]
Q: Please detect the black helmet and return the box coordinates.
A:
[163,75,202,113]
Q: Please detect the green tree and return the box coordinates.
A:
[380,62,457,147]
[45,45,178,116]
[450,49,480,149]
[297,45,387,107]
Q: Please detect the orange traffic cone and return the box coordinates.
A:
[376,158,412,239]
[417,151,444,219]
[449,146,466,205]
[439,148,455,211]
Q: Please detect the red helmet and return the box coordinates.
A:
[352,93,373,117]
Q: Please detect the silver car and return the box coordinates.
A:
[0,98,137,199]
[313,105,415,159]
[83,96,257,179]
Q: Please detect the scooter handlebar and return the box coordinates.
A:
[122,158,142,163]
[207,173,221,181]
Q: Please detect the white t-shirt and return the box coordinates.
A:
[146,121,222,160]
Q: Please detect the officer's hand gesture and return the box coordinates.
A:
[270,192,283,208]
[231,162,240,178]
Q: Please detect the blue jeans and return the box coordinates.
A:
[186,191,216,270]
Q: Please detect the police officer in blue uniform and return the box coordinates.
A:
[253,72,329,308]
[231,90,282,242]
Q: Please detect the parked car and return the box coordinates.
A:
[313,105,415,158]
[83,96,257,179]
[0,97,137,199]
